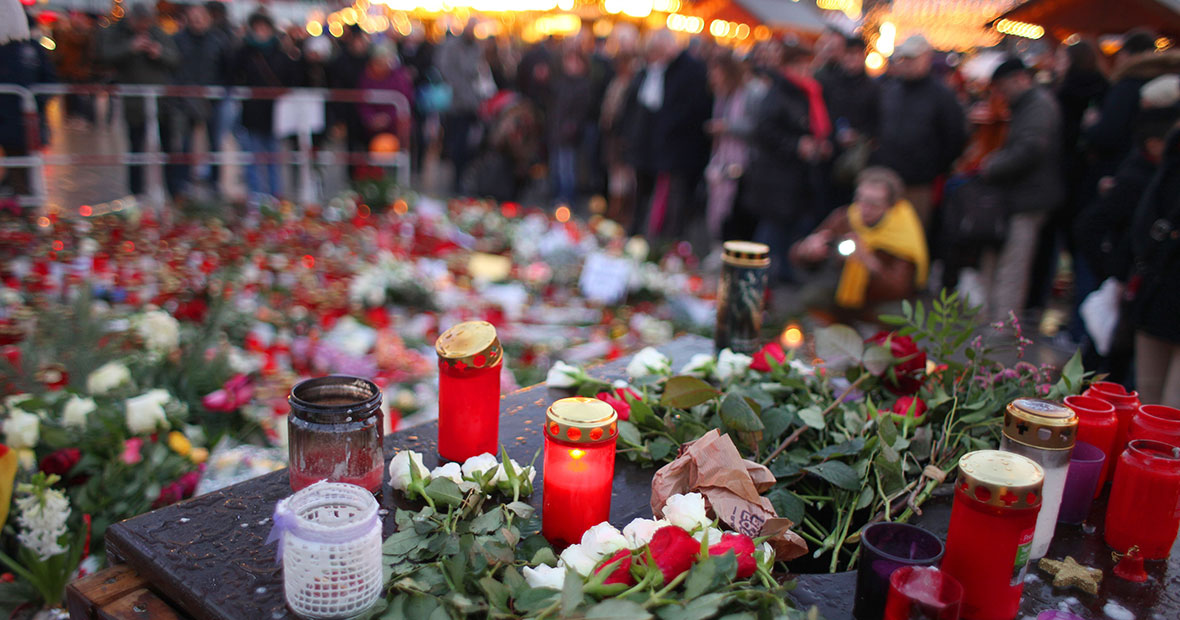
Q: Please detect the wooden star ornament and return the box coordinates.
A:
[1038,556,1103,595]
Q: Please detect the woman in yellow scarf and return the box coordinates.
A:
[790,167,929,318]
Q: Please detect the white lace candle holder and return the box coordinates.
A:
[268,481,382,619]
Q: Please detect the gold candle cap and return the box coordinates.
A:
[545,397,618,444]
[435,321,503,370]
[956,449,1044,510]
[721,241,770,268]
[1003,398,1078,450]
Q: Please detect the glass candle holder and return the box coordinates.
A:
[542,397,617,547]
[1083,382,1140,460]
[270,481,382,619]
[942,450,1044,620]
[999,399,1076,560]
[853,522,945,620]
[884,566,963,620]
[715,240,770,354]
[1129,404,1180,448]
[1063,394,1117,497]
[1036,612,1084,620]
[1104,439,1180,560]
[1057,441,1105,525]
[435,321,503,463]
[288,376,383,492]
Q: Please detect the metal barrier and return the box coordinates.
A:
[0,83,413,209]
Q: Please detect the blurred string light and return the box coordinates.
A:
[869,0,1019,52]
[708,19,751,40]
[817,0,861,19]
[876,21,895,56]
[865,50,885,70]
[39,36,55,50]
[306,21,323,36]
[994,18,1044,39]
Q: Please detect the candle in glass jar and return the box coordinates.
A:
[1083,382,1140,459]
[1104,439,1180,560]
[1128,404,1180,448]
[999,399,1076,560]
[288,376,384,493]
[436,321,503,463]
[542,397,617,547]
[942,450,1043,620]
[1063,395,1117,497]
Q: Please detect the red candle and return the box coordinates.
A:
[884,566,963,620]
[1064,395,1118,498]
[542,397,617,548]
[1129,405,1180,448]
[941,450,1043,620]
[1083,382,1141,460]
[436,321,503,463]
[288,376,384,493]
[1104,440,1180,560]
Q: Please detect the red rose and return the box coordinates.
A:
[749,342,786,373]
[595,387,640,422]
[152,482,184,508]
[708,532,757,579]
[648,526,700,583]
[865,331,927,395]
[890,396,928,420]
[594,549,635,585]
[39,448,81,478]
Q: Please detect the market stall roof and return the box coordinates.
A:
[734,0,828,32]
[991,0,1180,39]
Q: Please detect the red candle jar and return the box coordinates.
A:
[1104,439,1180,560]
[542,397,618,547]
[1129,405,1180,449]
[436,321,503,463]
[942,450,1044,620]
[288,376,384,492]
[1063,395,1117,498]
[1083,382,1141,460]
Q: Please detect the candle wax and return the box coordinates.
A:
[542,439,614,547]
[289,447,383,492]
[438,361,501,462]
[1105,443,1180,559]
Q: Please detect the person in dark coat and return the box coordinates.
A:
[870,35,966,228]
[329,27,370,178]
[976,58,1063,323]
[172,4,231,194]
[816,35,879,207]
[547,47,593,207]
[625,31,712,243]
[0,0,55,199]
[1085,29,1159,178]
[227,11,298,198]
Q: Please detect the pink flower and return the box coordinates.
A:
[121,438,144,464]
[202,374,254,412]
[595,387,640,422]
[749,342,786,373]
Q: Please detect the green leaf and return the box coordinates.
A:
[618,420,643,447]
[585,599,653,620]
[471,508,504,534]
[761,406,793,441]
[506,501,536,519]
[803,461,861,491]
[877,412,898,448]
[863,345,893,375]
[383,529,425,557]
[769,489,805,526]
[855,486,875,510]
[649,437,676,461]
[720,393,764,432]
[797,406,825,430]
[561,568,584,614]
[683,557,718,601]
[812,437,866,460]
[875,451,906,494]
[815,324,864,370]
[662,376,721,409]
[530,547,559,567]
[628,399,660,428]
[424,477,464,507]
[479,576,510,611]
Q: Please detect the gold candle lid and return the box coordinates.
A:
[1003,398,1078,450]
[545,397,618,444]
[721,241,770,268]
[956,449,1044,510]
[435,321,503,370]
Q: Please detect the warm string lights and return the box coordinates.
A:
[868,0,1020,52]
[994,18,1044,40]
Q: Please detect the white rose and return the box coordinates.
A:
[388,450,428,491]
[758,541,775,566]
[558,543,598,577]
[622,518,670,549]
[626,347,671,379]
[138,310,180,353]
[86,361,131,395]
[716,349,753,382]
[545,361,581,389]
[62,396,96,428]
[693,526,723,546]
[522,564,566,590]
[678,353,715,378]
[124,389,171,435]
[461,453,500,482]
[579,522,628,559]
[493,457,535,485]
[4,409,40,449]
[429,462,463,484]
[662,492,710,532]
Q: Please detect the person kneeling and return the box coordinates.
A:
[789,167,929,323]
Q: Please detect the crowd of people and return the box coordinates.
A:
[0,1,1179,406]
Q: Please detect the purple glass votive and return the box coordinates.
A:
[853,522,946,620]
[1058,441,1106,524]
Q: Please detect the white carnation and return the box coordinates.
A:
[124,389,171,435]
[662,492,710,532]
[626,347,671,379]
[62,396,96,428]
[4,409,40,450]
[429,462,463,484]
[522,564,566,590]
[622,518,670,549]
[388,450,428,491]
[716,348,753,382]
[138,309,180,353]
[558,543,598,577]
[545,361,581,389]
[86,361,131,395]
[579,522,628,559]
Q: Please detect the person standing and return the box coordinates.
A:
[703,53,752,243]
[434,23,491,193]
[1085,29,1159,179]
[0,0,55,199]
[52,12,95,125]
[547,47,592,208]
[172,4,231,196]
[976,58,1063,323]
[228,11,298,200]
[816,35,879,207]
[98,3,179,199]
[356,41,414,149]
[871,35,966,228]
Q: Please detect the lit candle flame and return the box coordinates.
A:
[569,448,585,460]
[780,323,804,349]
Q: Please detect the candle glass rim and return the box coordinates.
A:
[888,565,964,606]
[1137,404,1180,426]
[859,522,945,564]
[1126,439,1180,461]
[1088,382,1139,403]
[290,375,382,417]
[1070,441,1106,464]
[1063,394,1116,415]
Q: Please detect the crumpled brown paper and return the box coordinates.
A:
[651,429,808,562]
